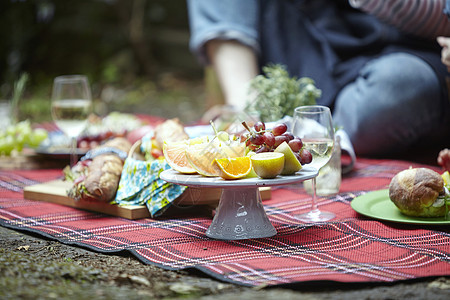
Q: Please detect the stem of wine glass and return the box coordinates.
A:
[69,136,77,167]
[310,177,319,213]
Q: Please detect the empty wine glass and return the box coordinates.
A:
[292,105,335,222]
[51,75,92,167]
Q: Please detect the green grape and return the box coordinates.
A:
[0,138,6,155]
[0,120,49,156]
[16,129,31,145]
[0,135,15,155]
[14,142,24,152]
[217,131,229,142]
[5,125,16,136]
[29,128,48,148]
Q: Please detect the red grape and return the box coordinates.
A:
[263,132,275,147]
[274,135,288,147]
[254,121,266,132]
[282,132,295,141]
[272,123,287,136]
[89,140,99,149]
[78,140,89,149]
[255,145,270,153]
[250,134,265,145]
[294,152,302,163]
[288,138,303,152]
[299,148,312,164]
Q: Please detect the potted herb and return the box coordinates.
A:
[246,64,321,122]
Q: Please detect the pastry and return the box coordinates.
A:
[389,168,448,217]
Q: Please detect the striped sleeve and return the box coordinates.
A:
[349,0,450,38]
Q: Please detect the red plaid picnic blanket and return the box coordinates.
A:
[1,158,449,287]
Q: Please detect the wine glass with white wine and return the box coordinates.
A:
[51,75,92,167]
[292,105,335,222]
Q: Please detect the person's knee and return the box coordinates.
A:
[352,53,437,101]
[333,53,442,156]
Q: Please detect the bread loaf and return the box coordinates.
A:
[66,137,132,202]
[389,168,446,217]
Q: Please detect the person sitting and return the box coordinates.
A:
[187,0,450,158]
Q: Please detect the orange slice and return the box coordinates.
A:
[186,141,245,177]
[163,141,197,174]
[214,156,252,180]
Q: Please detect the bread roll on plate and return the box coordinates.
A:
[389,168,448,217]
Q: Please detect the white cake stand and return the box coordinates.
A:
[160,166,318,240]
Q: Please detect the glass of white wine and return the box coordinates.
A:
[292,105,335,222]
[51,75,92,167]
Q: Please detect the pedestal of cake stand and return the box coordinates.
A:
[159,166,318,241]
[206,187,276,240]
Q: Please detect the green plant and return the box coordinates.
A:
[246,64,321,122]
[11,73,29,124]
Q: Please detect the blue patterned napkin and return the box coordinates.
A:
[112,153,187,218]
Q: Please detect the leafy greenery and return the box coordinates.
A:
[11,73,28,124]
[246,64,321,122]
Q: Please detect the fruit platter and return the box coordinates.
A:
[158,120,318,240]
[162,121,314,180]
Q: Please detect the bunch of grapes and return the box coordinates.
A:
[241,121,312,164]
[0,120,48,156]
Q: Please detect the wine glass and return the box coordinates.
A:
[292,105,335,222]
[51,75,92,167]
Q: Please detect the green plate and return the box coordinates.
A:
[351,189,450,225]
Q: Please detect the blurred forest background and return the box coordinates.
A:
[0,0,212,125]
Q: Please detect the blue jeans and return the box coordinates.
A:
[333,53,450,156]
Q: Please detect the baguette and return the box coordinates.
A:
[66,137,132,202]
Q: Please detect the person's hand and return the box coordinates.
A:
[201,104,256,134]
[201,104,242,130]
[201,105,232,124]
[437,36,450,71]
[437,148,450,172]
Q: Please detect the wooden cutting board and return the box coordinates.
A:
[23,180,271,220]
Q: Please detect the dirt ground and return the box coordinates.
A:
[1,225,449,300]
